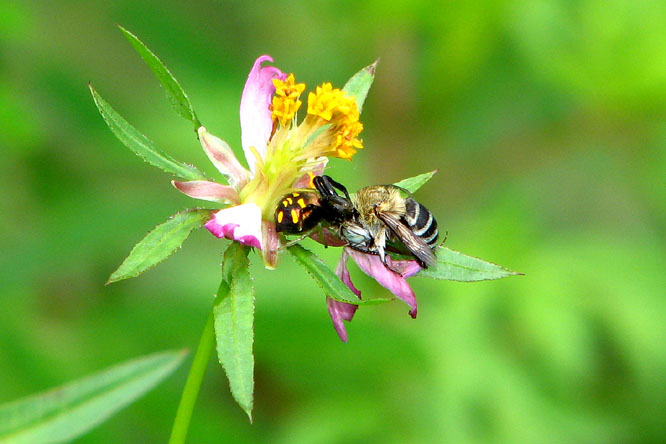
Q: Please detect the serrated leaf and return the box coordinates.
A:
[118,25,201,130]
[107,209,212,284]
[89,84,206,181]
[0,350,185,444]
[287,244,364,304]
[213,243,254,421]
[393,170,438,194]
[342,59,378,113]
[417,247,522,281]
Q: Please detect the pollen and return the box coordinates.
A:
[307,83,340,121]
[306,172,316,188]
[271,74,306,126]
[306,83,364,159]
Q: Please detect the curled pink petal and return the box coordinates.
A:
[204,203,263,249]
[347,248,418,318]
[240,55,286,172]
[327,297,358,343]
[336,249,362,298]
[385,255,423,278]
[261,220,280,270]
[171,180,240,204]
[327,250,361,342]
[198,127,250,190]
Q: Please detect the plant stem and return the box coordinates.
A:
[168,308,215,444]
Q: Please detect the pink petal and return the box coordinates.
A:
[336,248,362,298]
[240,55,286,172]
[260,220,280,270]
[171,180,240,204]
[309,227,348,247]
[385,256,423,278]
[347,248,418,318]
[327,297,357,343]
[198,127,250,190]
[204,203,263,249]
[327,249,361,342]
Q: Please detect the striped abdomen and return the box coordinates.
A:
[403,198,439,247]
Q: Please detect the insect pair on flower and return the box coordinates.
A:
[170,55,437,341]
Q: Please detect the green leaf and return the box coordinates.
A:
[213,244,254,421]
[0,350,185,444]
[118,25,201,129]
[107,209,212,284]
[393,170,438,194]
[342,59,378,113]
[287,244,364,304]
[417,247,522,281]
[89,84,207,181]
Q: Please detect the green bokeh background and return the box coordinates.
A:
[2,1,665,442]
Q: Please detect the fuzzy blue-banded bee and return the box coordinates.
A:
[275,175,439,269]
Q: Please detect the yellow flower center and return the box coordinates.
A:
[271,74,306,127]
[243,79,364,220]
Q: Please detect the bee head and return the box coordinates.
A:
[313,175,357,225]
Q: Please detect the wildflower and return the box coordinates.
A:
[172,55,364,268]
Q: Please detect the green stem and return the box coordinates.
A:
[168,307,216,444]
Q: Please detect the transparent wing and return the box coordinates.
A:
[376,211,436,268]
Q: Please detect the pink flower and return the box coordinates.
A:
[327,248,423,342]
[172,55,366,268]
[172,56,286,255]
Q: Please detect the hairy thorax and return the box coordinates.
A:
[352,185,406,236]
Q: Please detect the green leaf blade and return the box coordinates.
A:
[118,25,201,129]
[89,84,206,181]
[287,244,363,304]
[0,350,186,444]
[342,59,378,113]
[214,244,254,420]
[418,247,522,282]
[107,209,212,284]
[393,170,438,194]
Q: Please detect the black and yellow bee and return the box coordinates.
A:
[274,191,322,234]
[274,175,439,269]
[274,175,356,234]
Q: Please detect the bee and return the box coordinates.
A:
[274,191,322,234]
[275,175,439,269]
[347,184,439,268]
[274,176,355,234]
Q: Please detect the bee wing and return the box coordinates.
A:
[375,211,437,268]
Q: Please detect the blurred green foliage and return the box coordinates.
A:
[1,0,664,443]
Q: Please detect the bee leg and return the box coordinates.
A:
[278,233,311,250]
[437,230,449,247]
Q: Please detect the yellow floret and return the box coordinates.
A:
[271,74,306,126]
[305,83,364,159]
